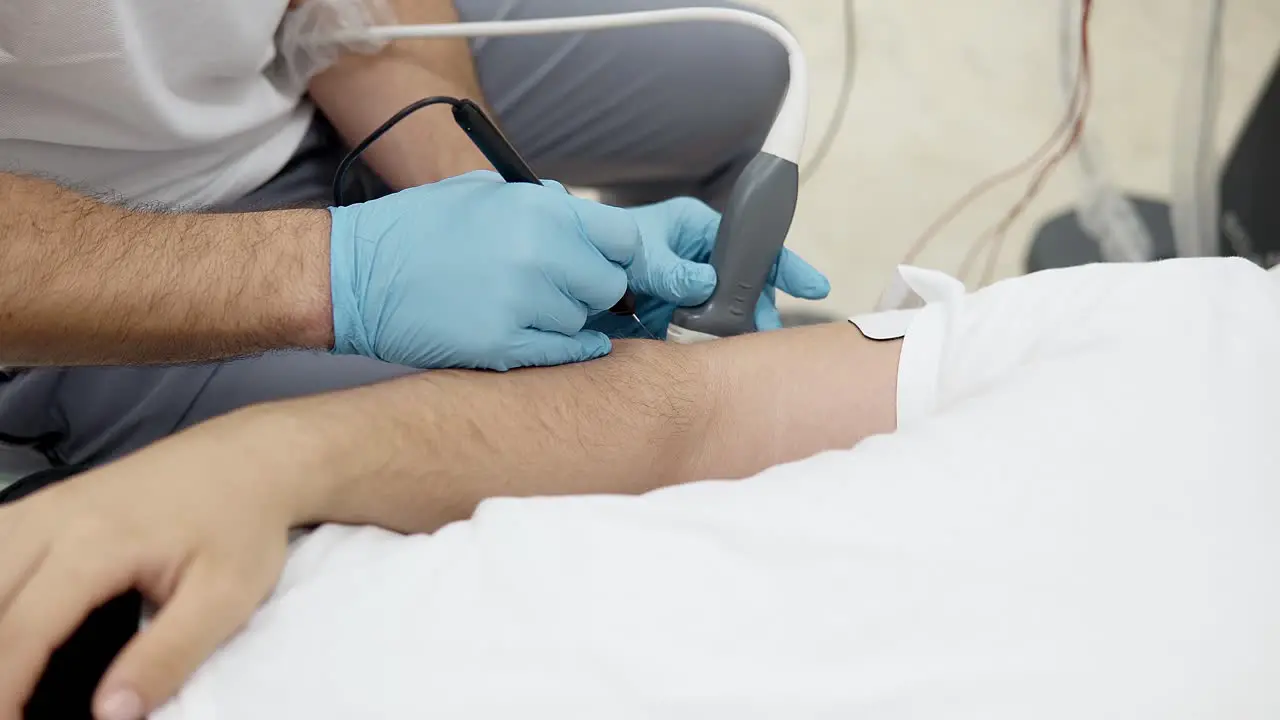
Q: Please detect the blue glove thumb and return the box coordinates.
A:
[772,249,832,300]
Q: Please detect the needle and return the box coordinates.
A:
[630,313,658,340]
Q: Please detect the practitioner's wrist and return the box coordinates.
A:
[273,208,337,353]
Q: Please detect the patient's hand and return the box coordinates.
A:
[0,411,319,720]
[0,321,902,720]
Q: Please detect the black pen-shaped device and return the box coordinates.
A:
[452,99,639,319]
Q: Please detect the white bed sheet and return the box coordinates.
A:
[157,258,1280,720]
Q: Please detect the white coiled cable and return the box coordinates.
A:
[280,4,810,165]
[1058,0,1156,263]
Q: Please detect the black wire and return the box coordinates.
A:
[332,95,463,206]
[335,2,858,199]
[0,430,65,467]
[337,3,858,198]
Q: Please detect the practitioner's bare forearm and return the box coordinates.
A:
[300,0,493,187]
[0,173,335,365]
[251,322,899,534]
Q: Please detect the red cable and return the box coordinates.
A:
[977,0,1094,285]
[901,0,1095,278]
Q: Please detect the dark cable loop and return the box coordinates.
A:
[331,95,463,206]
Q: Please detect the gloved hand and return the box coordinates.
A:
[328,171,639,371]
[588,197,831,339]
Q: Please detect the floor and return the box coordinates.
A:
[750,0,1280,317]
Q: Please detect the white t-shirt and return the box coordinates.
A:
[0,0,313,207]
[154,258,1280,719]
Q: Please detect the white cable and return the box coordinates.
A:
[1058,0,1155,262]
[1170,0,1226,258]
[331,8,809,165]
[800,0,855,185]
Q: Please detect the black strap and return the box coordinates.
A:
[2,465,143,720]
[0,430,66,475]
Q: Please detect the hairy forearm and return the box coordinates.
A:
[0,174,334,365]
[690,322,900,480]
[302,0,493,187]
[263,322,899,534]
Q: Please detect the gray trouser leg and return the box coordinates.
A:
[7,354,416,467]
[0,0,786,468]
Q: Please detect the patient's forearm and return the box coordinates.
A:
[302,0,493,186]
[276,322,899,533]
[689,322,899,480]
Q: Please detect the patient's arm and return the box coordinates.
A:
[269,322,900,533]
[0,323,897,716]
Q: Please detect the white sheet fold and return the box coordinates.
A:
[158,258,1280,720]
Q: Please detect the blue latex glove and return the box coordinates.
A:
[588,197,831,339]
[328,171,640,371]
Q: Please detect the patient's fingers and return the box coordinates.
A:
[0,529,46,617]
[0,546,133,719]
[95,559,266,720]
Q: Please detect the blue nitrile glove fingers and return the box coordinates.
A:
[587,197,831,339]
[624,198,719,305]
[328,170,637,371]
[771,247,832,300]
[755,289,784,331]
[506,328,612,368]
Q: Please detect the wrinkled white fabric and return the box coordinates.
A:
[0,0,311,206]
[156,258,1280,720]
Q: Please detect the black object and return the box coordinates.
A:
[0,466,143,720]
[332,96,638,318]
[0,431,63,467]
[1219,56,1280,266]
[1026,195,1178,273]
[451,99,539,185]
[1027,54,1280,274]
[331,96,460,207]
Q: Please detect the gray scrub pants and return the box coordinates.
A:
[0,0,788,468]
